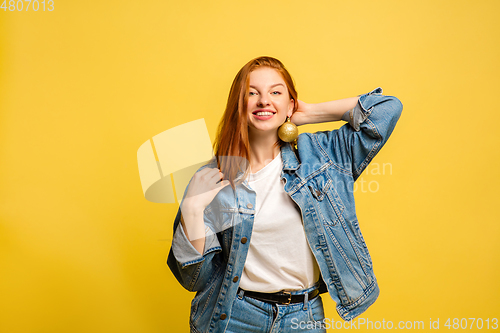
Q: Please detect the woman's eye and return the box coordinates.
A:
[272,91,281,95]
[249,92,257,96]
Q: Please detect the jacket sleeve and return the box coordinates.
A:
[318,87,403,181]
[166,177,223,292]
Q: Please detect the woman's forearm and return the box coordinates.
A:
[298,96,359,125]
[177,167,230,255]
[180,204,206,254]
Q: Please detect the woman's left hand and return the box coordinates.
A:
[290,100,313,126]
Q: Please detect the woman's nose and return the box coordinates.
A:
[257,95,270,106]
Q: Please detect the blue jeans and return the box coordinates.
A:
[225,286,326,333]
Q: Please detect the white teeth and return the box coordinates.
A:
[255,112,274,116]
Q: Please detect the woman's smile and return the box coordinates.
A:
[252,108,276,120]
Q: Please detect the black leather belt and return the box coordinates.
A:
[237,287,319,305]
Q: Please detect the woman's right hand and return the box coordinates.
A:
[180,168,230,253]
[181,167,231,214]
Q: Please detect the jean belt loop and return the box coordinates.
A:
[303,290,309,311]
[238,288,244,299]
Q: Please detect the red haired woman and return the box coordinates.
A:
[168,56,403,332]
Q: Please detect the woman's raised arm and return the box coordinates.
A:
[180,167,230,254]
[290,96,360,126]
[167,167,230,292]
[292,88,403,181]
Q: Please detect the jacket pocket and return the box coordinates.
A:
[307,172,345,226]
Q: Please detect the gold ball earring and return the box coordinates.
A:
[278,116,298,143]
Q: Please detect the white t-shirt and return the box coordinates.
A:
[239,152,320,293]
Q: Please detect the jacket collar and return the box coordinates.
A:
[281,142,300,171]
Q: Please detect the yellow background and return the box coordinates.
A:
[1,0,499,332]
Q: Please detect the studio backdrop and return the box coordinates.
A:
[1,1,499,332]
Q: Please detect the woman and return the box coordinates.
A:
[168,56,403,333]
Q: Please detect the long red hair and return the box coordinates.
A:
[213,56,298,187]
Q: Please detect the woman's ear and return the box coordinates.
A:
[288,99,294,117]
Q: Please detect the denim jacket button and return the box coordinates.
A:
[241,237,248,244]
[220,313,227,320]
[247,203,253,209]
[233,276,239,282]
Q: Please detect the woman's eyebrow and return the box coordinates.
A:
[249,83,285,89]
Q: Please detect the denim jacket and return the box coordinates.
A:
[167,87,403,333]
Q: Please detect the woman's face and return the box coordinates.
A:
[247,67,294,137]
